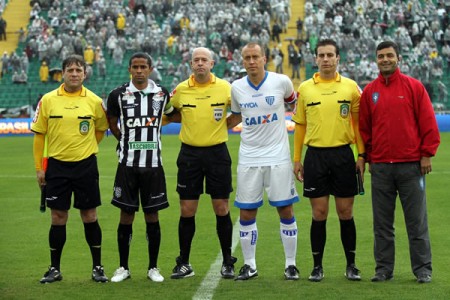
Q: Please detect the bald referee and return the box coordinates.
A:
[292,39,365,282]
[31,55,109,283]
[169,47,236,279]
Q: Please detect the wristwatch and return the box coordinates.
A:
[358,153,367,159]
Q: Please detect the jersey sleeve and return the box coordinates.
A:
[31,96,48,134]
[291,84,305,125]
[351,81,362,113]
[164,97,176,116]
[169,86,181,109]
[230,83,241,114]
[95,98,109,132]
[106,89,120,118]
[282,75,297,104]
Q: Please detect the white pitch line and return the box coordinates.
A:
[192,219,241,300]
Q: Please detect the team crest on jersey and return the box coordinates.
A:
[340,104,349,118]
[265,96,275,106]
[214,108,223,121]
[122,90,136,101]
[372,92,379,104]
[79,121,89,135]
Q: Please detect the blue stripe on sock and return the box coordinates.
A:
[280,217,296,225]
[239,218,256,226]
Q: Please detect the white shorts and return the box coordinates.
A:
[234,163,299,209]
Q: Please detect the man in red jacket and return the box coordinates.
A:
[359,41,440,284]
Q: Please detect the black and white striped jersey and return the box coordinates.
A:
[107,80,174,168]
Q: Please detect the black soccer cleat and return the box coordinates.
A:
[284,265,300,280]
[92,265,108,283]
[221,256,237,279]
[171,256,195,279]
[235,264,258,281]
[308,265,324,282]
[40,266,62,284]
[345,264,361,281]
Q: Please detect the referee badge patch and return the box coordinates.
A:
[79,121,90,135]
[340,104,349,118]
[214,108,223,121]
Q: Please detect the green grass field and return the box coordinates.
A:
[0,133,449,300]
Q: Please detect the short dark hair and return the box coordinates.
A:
[129,52,152,67]
[243,41,265,56]
[62,54,86,71]
[376,41,400,58]
[315,39,339,56]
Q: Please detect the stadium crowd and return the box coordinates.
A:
[0,0,449,104]
[299,0,449,104]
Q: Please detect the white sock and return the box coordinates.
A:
[280,219,298,268]
[239,220,258,270]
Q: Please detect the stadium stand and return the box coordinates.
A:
[0,0,449,117]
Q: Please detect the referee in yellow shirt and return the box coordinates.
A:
[31,55,109,284]
[169,47,236,279]
[292,39,365,282]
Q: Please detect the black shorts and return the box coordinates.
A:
[111,164,169,213]
[45,155,101,210]
[176,143,233,200]
[303,145,357,198]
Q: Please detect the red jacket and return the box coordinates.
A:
[359,68,440,163]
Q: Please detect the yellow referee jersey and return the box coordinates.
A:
[292,72,361,147]
[170,74,231,147]
[31,84,109,161]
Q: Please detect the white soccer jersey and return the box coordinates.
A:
[231,71,296,166]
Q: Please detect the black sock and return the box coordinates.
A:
[49,225,66,270]
[178,216,195,263]
[117,223,133,270]
[84,220,102,268]
[340,218,356,266]
[311,219,327,267]
[216,212,233,262]
[146,221,161,269]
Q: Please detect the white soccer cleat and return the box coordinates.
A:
[111,267,130,282]
[148,268,164,282]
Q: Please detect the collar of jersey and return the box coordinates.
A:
[246,71,269,91]
[312,72,342,84]
[127,79,161,95]
[58,84,86,97]
[187,73,216,87]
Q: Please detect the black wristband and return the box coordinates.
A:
[358,153,367,159]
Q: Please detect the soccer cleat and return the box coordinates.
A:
[284,265,300,280]
[345,264,361,281]
[171,257,195,279]
[371,273,393,282]
[148,268,164,282]
[92,265,108,283]
[111,267,130,282]
[40,266,62,284]
[308,266,324,282]
[235,264,258,281]
[417,274,431,284]
[221,256,237,279]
